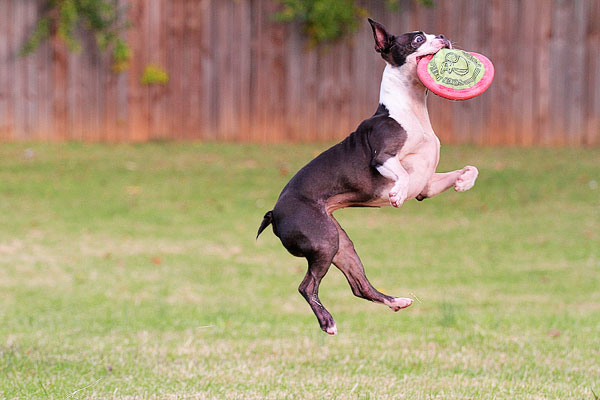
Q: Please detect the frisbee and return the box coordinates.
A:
[417,49,494,100]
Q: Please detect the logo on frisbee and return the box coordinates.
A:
[427,49,484,90]
[417,48,494,100]
[440,52,469,76]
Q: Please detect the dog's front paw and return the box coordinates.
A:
[454,166,478,192]
[389,184,408,207]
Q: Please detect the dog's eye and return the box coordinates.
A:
[412,34,425,47]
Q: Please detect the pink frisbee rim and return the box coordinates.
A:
[417,51,495,100]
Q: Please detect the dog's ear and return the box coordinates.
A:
[368,18,392,53]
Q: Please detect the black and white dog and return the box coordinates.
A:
[257,19,479,335]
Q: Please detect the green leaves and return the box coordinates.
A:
[21,0,131,72]
[274,0,367,45]
[56,0,80,52]
[111,37,131,72]
[19,16,51,56]
[273,0,436,45]
[140,65,170,86]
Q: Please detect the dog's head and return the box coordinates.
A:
[368,18,451,68]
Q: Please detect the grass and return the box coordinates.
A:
[0,142,598,399]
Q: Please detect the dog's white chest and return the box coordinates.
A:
[379,64,441,198]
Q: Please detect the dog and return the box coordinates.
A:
[257,18,479,335]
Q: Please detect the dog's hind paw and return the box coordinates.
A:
[387,297,414,311]
[325,324,337,335]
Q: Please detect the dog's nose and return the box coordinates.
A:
[436,34,451,49]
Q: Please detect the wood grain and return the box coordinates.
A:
[2,0,599,146]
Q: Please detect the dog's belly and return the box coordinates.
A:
[326,193,387,213]
[402,157,436,198]
[401,136,440,199]
[325,132,440,212]
[326,156,437,213]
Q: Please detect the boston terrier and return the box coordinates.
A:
[257,19,479,335]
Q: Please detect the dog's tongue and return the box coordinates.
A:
[416,49,494,101]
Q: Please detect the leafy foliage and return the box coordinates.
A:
[111,37,131,72]
[140,65,170,86]
[21,0,131,72]
[274,0,435,44]
[20,16,52,56]
[274,0,368,45]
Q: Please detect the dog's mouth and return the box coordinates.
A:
[416,54,434,64]
[416,39,452,63]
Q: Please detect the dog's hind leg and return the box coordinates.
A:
[330,216,413,311]
[299,249,338,335]
[276,203,340,334]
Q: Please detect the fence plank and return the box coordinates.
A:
[535,0,552,146]
[0,0,14,140]
[126,0,146,141]
[13,0,27,139]
[567,0,588,146]
[586,0,600,146]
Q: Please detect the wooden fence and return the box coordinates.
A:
[0,0,599,145]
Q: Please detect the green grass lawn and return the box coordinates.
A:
[0,142,598,399]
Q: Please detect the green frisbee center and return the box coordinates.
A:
[427,49,485,89]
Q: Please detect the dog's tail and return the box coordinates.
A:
[256,210,274,239]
